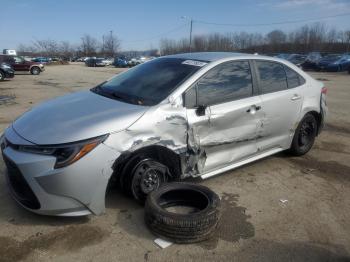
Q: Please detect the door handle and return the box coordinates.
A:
[291,94,302,101]
[246,105,261,114]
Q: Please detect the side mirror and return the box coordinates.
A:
[195,105,207,116]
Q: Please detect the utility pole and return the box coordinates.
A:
[181,16,194,52]
[102,35,105,57]
[189,19,193,52]
[110,30,113,57]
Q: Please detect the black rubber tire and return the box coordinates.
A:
[0,70,4,81]
[120,156,169,203]
[30,67,40,75]
[289,113,317,156]
[145,182,221,243]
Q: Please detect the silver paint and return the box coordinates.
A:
[1,52,326,216]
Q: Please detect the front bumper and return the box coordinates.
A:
[1,127,120,216]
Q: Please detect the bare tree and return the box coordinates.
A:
[17,44,37,53]
[80,34,98,56]
[32,39,59,57]
[102,31,120,57]
[266,30,286,45]
[59,41,74,60]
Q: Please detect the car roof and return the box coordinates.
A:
[164,52,275,62]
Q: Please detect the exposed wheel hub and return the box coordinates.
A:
[131,159,168,200]
[141,168,160,193]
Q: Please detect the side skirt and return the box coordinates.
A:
[200,147,284,180]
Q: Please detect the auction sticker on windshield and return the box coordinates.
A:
[182,60,208,67]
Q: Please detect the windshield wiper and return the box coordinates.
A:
[111,92,125,100]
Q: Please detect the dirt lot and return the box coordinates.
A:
[0,63,350,262]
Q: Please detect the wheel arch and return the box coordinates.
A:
[109,145,183,187]
[29,65,40,70]
[307,110,322,136]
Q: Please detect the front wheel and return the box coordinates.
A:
[0,70,4,81]
[289,113,317,156]
[121,157,170,202]
[30,67,40,75]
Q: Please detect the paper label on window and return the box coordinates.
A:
[182,60,207,67]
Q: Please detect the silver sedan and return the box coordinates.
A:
[1,52,327,216]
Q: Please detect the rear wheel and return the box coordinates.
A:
[30,67,40,75]
[121,156,170,202]
[0,70,4,81]
[289,113,317,156]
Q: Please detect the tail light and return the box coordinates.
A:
[321,87,328,95]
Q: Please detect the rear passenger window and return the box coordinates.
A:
[196,61,253,106]
[284,66,305,88]
[256,61,287,94]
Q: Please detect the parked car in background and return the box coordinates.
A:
[32,57,51,64]
[13,56,45,75]
[51,57,62,62]
[0,62,15,81]
[301,52,325,71]
[102,58,113,66]
[274,53,290,60]
[0,52,327,216]
[316,53,350,72]
[85,58,106,67]
[113,57,128,67]
[127,56,148,67]
[287,54,306,67]
[0,55,45,75]
[127,58,141,67]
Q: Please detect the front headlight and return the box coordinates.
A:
[18,135,108,169]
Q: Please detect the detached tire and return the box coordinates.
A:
[145,182,221,243]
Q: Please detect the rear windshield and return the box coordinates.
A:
[92,58,206,106]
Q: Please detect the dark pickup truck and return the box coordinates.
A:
[0,55,45,75]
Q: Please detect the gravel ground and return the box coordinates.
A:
[0,63,349,262]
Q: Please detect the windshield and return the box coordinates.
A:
[92,58,206,106]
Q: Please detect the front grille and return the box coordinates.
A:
[2,154,41,210]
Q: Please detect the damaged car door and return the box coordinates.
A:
[184,60,262,174]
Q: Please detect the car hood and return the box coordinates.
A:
[13,91,148,145]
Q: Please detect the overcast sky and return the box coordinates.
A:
[1,0,350,51]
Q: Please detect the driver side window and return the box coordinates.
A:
[14,56,23,63]
[187,60,253,107]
